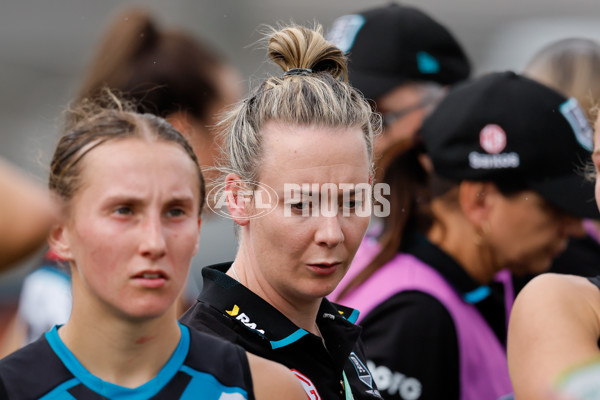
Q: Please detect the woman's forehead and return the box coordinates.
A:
[261,121,366,154]
[259,123,368,173]
[77,139,200,195]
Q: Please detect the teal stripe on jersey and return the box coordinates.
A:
[346,308,360,324]
[179,365,248,399]
[45,323,191,400]
[270,328,308,349]
[39,378,78,400]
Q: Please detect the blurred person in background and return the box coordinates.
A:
[330,72,597,400]
[326,3,470,158]
[76,6,243,277]
[0,158,57,271]
[508,111,600,400]
[76,7,242,183]
[0,97,305,400]
[181,24,383,400]
[2,6,242,356]
[522,38,600,281]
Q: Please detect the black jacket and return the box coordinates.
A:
[180,263,382,400]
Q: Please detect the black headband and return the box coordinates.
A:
[283,68,313,77]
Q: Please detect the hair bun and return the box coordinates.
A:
[267,25,347,81]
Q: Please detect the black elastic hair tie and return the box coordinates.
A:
[283,68,313,77]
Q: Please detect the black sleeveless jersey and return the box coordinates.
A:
[0,323,254,400]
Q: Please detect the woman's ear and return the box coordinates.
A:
[47,223,73,262]
[459,181,498,227]
[225,173,251,226]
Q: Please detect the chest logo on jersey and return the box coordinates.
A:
[348,354,384,398]
[349,352,374,388]
[226,304,266,334]
[291,369,321,400]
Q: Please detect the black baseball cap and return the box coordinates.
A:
[326,3,471,100]
[420,71,598,219]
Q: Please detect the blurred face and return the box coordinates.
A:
[241,122,371,305]
[486,189,582,276]
[58,138,201,320]
[375,83,436,157]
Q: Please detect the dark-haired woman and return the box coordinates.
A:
[77,7,242,180]
[330,72,597,400]
[181,24,383,400]
[0,101,305,400]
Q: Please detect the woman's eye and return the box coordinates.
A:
[114,206,132,215]
[166,208,186,217]
[291,202,308,210]
[344,200,358,209]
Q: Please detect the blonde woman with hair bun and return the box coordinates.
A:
[181,24,383,400]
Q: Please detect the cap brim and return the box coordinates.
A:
[530,174,599,219]
[348,66,409,100]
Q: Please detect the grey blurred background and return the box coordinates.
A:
[2,0,600,295]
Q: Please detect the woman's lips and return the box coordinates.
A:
[306,262,341,276]
[131,270,168,288]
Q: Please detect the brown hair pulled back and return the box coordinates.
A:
[77,7,227,122]
[50,93,205,212]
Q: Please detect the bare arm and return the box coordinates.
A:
[0,159,57,270]
[247,353,307,400]
[508,273,600,400]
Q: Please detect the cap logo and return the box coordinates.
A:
[479,124,507,154]
[326,14,366,53]
[417,51,440,74]
[559,97,594,152]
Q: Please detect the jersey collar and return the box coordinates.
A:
[199,263,361,349]
[45,323,190,399]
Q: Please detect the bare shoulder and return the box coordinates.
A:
[508,273,600,400]
[514,273,600,323]
[246,352,306,400]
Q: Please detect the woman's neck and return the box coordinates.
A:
[229,255,322,336]
[59,299,181,388]
[427,201,499,285]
